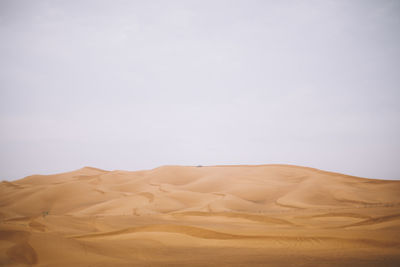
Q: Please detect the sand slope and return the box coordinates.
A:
[1,164,400,266]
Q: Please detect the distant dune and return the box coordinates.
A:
[1,165,400,266]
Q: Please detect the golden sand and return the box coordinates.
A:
[1,165,399,266]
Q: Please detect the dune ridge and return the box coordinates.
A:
[1,164,400,266]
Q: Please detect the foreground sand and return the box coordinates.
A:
[1,164,400,266]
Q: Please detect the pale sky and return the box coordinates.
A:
[1,0,399,180]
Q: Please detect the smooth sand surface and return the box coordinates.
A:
[1,164,400,266]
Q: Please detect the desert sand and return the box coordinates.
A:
[0,164,399,266]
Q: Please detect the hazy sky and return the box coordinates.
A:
[1,0,399,180]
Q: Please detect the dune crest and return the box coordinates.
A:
[1,164,400,266]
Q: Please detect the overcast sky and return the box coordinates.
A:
[1,0,399,180]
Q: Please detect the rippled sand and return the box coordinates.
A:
[1,165,400,266]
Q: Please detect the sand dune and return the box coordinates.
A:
[1,164,400,266]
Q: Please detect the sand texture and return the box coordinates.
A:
[1,164,400,266]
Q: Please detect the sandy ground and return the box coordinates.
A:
[1,164,399,266]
